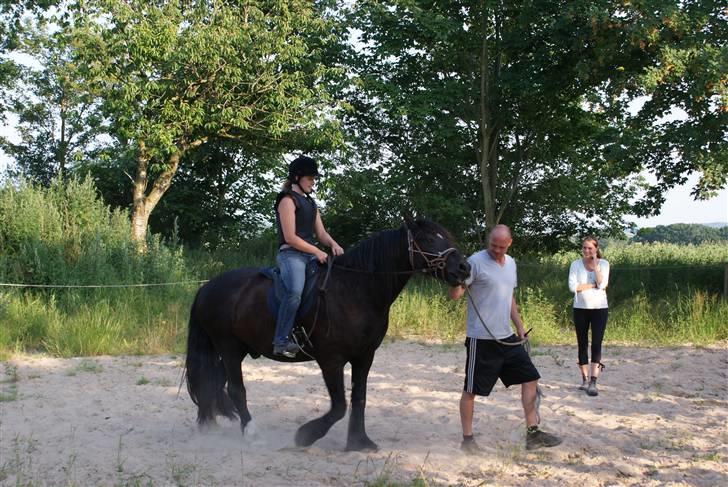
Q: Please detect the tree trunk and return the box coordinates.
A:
[478,6,501,229]
[59,96,67,180]
[130,139,204,248]
[131,141,151,246]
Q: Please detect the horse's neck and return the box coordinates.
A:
[365,250,413,308]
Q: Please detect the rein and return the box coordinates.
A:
[295,228,460,358]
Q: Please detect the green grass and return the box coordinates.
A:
[1,260,726,359]
[385,267,728,346]
[0,244,726,359]
[0,287,193,359]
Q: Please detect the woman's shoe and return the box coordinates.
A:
[578,377,588,390]
[273,341,299,358]
[586,378,598,396]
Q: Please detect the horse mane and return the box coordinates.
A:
[333,219,454,273]
[333,226,407,273]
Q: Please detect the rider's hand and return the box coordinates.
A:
[315,249,328,264]
[331,244,344,256]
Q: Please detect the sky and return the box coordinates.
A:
[628,173,728,228]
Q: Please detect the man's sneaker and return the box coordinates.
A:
[526,427,562,450]
[586,378,598,396]
[460,437,483,455]
[273,341,298,358]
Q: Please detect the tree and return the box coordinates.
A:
[1,25,102,185]
[68,0,343,244]
[149,142,282,248]
[626,1,727,203]
[340,0,726,250]
[0,0,59,122]
[633,223,728,244]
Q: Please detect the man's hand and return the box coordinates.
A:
[448,284,465,300]
[516,326,527,339]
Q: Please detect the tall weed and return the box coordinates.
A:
[0,178,193,358]
[0,178,725,357]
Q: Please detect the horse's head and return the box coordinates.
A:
[404,217,471,286]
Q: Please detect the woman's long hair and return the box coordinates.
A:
[581,236,602,259]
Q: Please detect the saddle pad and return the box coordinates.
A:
[260,259,319,324]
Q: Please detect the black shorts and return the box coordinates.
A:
[463,335,541,396]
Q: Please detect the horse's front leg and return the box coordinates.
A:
[346,352,378,452]
[295,363,346,447]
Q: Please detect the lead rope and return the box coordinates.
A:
[523,338,543,424]
[464,285,526,346]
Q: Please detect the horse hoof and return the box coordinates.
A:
[242,419,257,438]
[345,438,379,452]
[294,426,319,447]
[197,420,220,433]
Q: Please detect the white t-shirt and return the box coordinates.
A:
[464,250,517,340]
[568,258,610,309]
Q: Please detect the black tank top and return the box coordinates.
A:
[275,189,317,248]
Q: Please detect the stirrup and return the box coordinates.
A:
[273,341,299,358]
[292,326,313,349]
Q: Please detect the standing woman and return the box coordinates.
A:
[272,155,344,358]
[568,236,610,396]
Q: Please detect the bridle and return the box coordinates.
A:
[407,228,458,277]
[331,227,461,277]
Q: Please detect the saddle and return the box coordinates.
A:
[259,258,330,344]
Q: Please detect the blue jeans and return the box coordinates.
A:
[273,249,315,346]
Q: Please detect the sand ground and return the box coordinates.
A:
[1,341,726,486]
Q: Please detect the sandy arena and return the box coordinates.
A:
[1,341,726,486]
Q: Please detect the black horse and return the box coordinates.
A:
[184,217,470,451]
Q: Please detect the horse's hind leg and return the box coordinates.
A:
[295,364,347,447]
[219,343,253,435]
[346,352,378,451]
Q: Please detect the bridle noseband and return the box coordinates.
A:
[407,229,458,277]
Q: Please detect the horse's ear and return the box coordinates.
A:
[403,211,416,230]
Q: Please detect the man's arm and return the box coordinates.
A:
[510,296,526,338]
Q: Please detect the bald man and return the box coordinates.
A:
[449,225,562,453]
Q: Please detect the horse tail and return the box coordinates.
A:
[185,295,238,424]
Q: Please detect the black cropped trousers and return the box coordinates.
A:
[573,307,608,366]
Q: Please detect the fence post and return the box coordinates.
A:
[724,265,728,300]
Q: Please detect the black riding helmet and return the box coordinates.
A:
[287,155,321,181]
